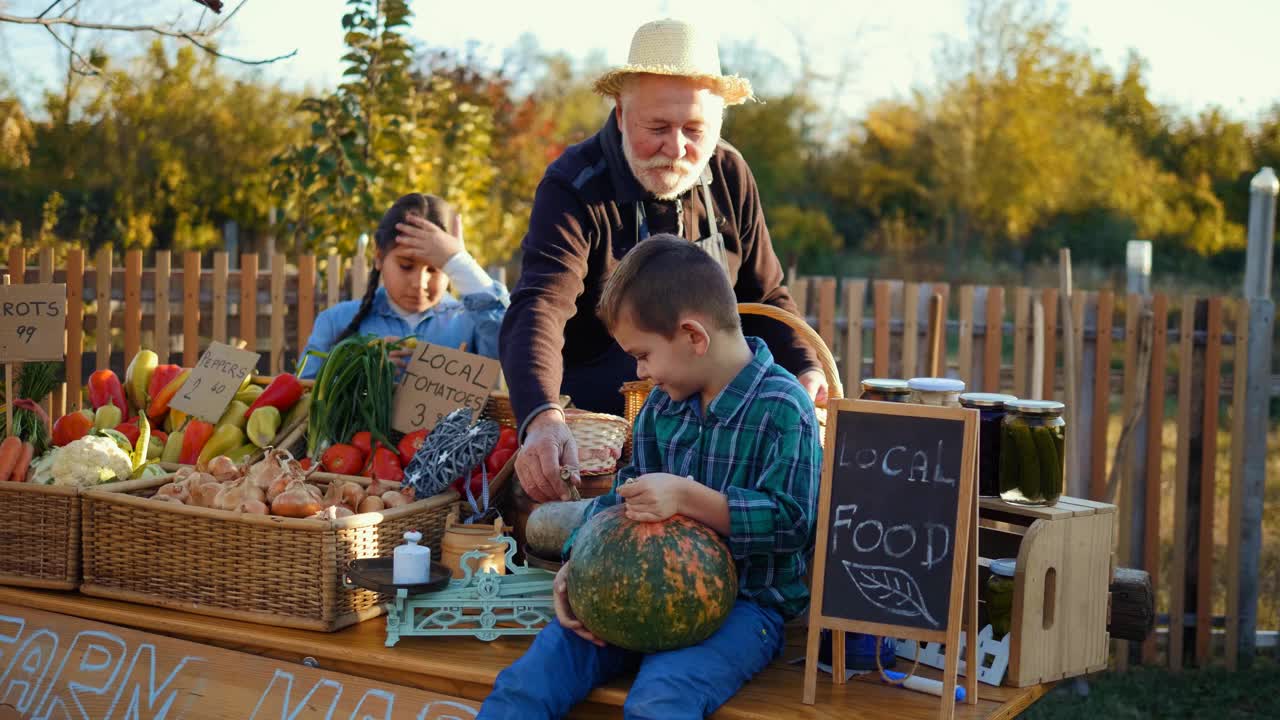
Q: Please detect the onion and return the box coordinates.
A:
[271,479,324,518]
[213,477,266,512]
[173,466,195,482]
[381,490,408,508]
[357,495,385,513]
[236,499,269,514]
[310,505,353,520]
[367,478,401,497]
[321,479,364,512]
[154,482,190,504]
[207,456,241,482]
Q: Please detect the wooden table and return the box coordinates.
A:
[0,587,1052,719]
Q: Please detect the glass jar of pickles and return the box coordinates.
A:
[907,377,966,407]
[859,378,912,403]
[998,400,1066,506]
[984,558,1017,638]
[960,393,1019,497]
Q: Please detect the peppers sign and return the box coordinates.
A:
[169,341,262,423]
[392,343,501,433]
[0,283,66,362]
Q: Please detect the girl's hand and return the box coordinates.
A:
[385,336,413,370]
[553,562,604,646]
[616,473,693,522]
[395,214,464,269]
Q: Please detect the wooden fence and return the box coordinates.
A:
[2,247,1275,672]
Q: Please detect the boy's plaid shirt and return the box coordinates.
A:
[573,337,822,619]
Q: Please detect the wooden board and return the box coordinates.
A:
[983,287,1004,393]
[844,280,866,393]
[958,286,975,387]
[789,272,809,324]
[212,251,229,345]
[327,252,342,308]
[95,245,112,371]
[1142,293,1168,664]
[240,253,258,351]
[1115,294,1141,671]
[0,601,480,719]
[1041,288,1058,400]
[0,588,1049,720]
[1089,290,1114,501]
[1196,296,1222,665]
[1169,295,1196,671]
[183,251,201,366]
[124,249,142,362]
[873,281,891,378]
[298,254,317,355]
[903,282,920,378]
[1013,287,1030,397]
[1225,300,1249,670]
[65,250,84,411]
[37,249,62,420]
[271,254,286,375]
[154,250,171,364]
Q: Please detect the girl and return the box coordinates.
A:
[299,193,508,378]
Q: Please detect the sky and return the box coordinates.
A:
[5,0,1280,123]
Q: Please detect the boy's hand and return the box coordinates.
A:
[553,562,604,647]
[617,473,693,522]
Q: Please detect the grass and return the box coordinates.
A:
[1025,657,1280,718]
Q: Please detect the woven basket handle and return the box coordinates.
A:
[738,303,844,401]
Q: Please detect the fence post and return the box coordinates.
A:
[1244,168,1277,299]
[1234,297,1273,669]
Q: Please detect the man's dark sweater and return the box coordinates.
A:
[499,112,820,433]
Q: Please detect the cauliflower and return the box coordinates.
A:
[50,435,133,487]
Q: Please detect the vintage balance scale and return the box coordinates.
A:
[344,532,557,647]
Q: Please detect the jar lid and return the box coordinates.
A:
[990,558,1017,577]
[907,377,966,393]
[861,378,911,392]
[1005,399,1066,415]
[959,392,1019,408]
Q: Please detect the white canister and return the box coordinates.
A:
[393,530,431,585]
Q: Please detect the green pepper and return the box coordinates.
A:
[216,401,251,431]
[94,402,124,431]
[1009,421,1041,501]
[233,384,264,406]
[225,443,259,463]
[198,424,246,466]
[282,392,311,431]
[247,406,282,448]
[161,430,185,464]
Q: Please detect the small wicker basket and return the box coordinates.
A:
[564,410,630,475]
[0,482,81,589]
[80,473,458,632]
[483,392,573,430]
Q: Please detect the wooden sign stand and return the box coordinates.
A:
[2,273,12,438]
[802,400,980,719]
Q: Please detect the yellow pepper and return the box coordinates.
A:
[216,401,251,431]
[234,384,264,406]
[246,406,282,448]
[124,350,158,415]
[93,402,123,431]
[225,443,258,462]
[197,424,246,467]
[161,430,184,463]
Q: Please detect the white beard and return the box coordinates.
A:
[622,132,713,200]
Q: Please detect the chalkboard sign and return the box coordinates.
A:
[820,409,968,630]
[803,399,980,718]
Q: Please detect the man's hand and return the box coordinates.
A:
[516,410,581,502]
[553,561,604,646]
[798,368,828,407]
[395,213,464,269]
[616,473,694,523]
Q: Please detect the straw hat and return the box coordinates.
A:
[593,18,754,106]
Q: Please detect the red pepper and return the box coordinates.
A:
[397,429,430,467]
[147,365,184,404]
[299,458,313,471]
[495,427,518,454]
[114,421,141,448]
[147,367,190,420]
[52,410,95,447]
[245,374,304,419]
[178,420,215,465]
[371,447,404,483]
[89,370,131,419]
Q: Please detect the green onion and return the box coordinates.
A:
[306,335,404,457]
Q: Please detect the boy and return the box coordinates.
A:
[479,236,822,719]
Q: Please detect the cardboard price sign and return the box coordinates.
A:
[0,283,66,362]
[392,344,501,433]
[169,342,263,423]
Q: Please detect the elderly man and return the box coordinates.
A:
[501,18,826,504]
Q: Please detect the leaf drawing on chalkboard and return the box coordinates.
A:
[842,561,941,628]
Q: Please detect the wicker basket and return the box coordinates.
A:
[564,410,629,475]
[79,473,458,632]
[0,482,81,590]
[483,392,572,430]
[617,303,845,440]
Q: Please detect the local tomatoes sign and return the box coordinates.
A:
[391,343,501,433]
[0,602,480,719]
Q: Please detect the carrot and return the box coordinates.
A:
[11,442,33,483]
[0,436,22,482]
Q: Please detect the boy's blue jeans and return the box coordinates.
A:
[478,599,785,719]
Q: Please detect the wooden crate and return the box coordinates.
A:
[977,496,1116,686]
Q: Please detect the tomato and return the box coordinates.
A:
[299,457,313,471]
[350,431,373,457]
[452,468,485,498]
[371,447,404,483]
[485,447,515,476]
[397,428,430,467]
[495,427,518,454]
[321,443,366,475]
